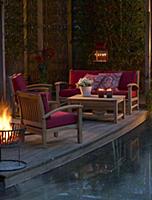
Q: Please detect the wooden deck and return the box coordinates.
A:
[0,110,148,189]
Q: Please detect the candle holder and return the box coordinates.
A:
[106,89,113,98]
[98,88,105,98]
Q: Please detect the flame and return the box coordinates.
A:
[0,101,12,130]
[98,88,105,91]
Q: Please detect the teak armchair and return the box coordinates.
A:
[16,91,83,146]
[9,73,58,116]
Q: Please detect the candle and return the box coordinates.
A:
[98,88,105,98]
[106,88,113,98]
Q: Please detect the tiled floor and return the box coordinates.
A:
[0,119,152,200]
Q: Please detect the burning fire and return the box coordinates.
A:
[0,101,12,130]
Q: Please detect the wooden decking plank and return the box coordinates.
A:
[0,110,148,189]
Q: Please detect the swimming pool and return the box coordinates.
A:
[1,120,152,200]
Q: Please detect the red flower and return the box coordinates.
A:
[34,55,44,63]
[33,48,55,64]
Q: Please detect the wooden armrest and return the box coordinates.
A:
[55,81,68,86]
[27,83,52,88]
[48,100,59,104]
[127,83,139,89]
[43,105,83,119]
[48,100,60,109]
[27,87,49,92]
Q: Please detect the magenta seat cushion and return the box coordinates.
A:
[59,88,80,97]
[118,71,137,90]
[46,111,77,128]
[113,89,137,98]
[12,73,27,92]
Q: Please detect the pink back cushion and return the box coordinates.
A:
[40,93,51,114]
[69,69,103,86]
[12,73,27,92]
[69,70,138,91]
[118,71,137,90]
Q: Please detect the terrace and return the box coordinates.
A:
[0,0,151,196]
[0,109,147,189]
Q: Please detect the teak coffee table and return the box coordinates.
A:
[68,95,126,123]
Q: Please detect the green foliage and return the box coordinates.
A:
[5,0,23,69]
[5,0,38,74]
[4,0,145,84]
[72,0,145,71]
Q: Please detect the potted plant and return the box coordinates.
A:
[33,48,55,83]
[77,77,93,96]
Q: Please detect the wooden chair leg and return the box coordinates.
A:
[42,131,47,146]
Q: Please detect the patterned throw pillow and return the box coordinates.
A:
[91,73,105,90]
[98,72,122,89]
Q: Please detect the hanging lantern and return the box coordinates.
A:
[93,42,108,63]
[94,50,108,62]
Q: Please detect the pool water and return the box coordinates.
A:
[1,120,152,200]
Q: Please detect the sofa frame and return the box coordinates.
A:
[55,69,140,115]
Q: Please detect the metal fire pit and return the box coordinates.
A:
[0,122,26,171]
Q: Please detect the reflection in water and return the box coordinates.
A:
[1,121,152,200]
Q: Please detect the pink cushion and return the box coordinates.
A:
[84,73,97,81]
[99,72,122,89]
[46,111,77,128]
[46,92,52,101]
[118,71,137,90]
[69,69,103,86]
[39,91,51,101]
[12,73,52,102]
[12,73,27,92]
[59,88,80,97]
[113,89,137,98]
[40,93,51,114]
[41,92,78,128]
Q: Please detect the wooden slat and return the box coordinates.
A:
[0,110,148,189]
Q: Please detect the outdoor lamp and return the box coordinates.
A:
[93,42,108,62]
[94,50,108,62]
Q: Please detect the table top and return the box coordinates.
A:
[68,94,126,102]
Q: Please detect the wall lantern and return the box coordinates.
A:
[93,42,108,63]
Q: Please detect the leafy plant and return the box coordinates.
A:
[77,77,93,87]
[31,48,55,83]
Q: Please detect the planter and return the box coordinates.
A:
[79,86,92,96]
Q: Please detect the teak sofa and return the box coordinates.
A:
[55,69,140,114]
